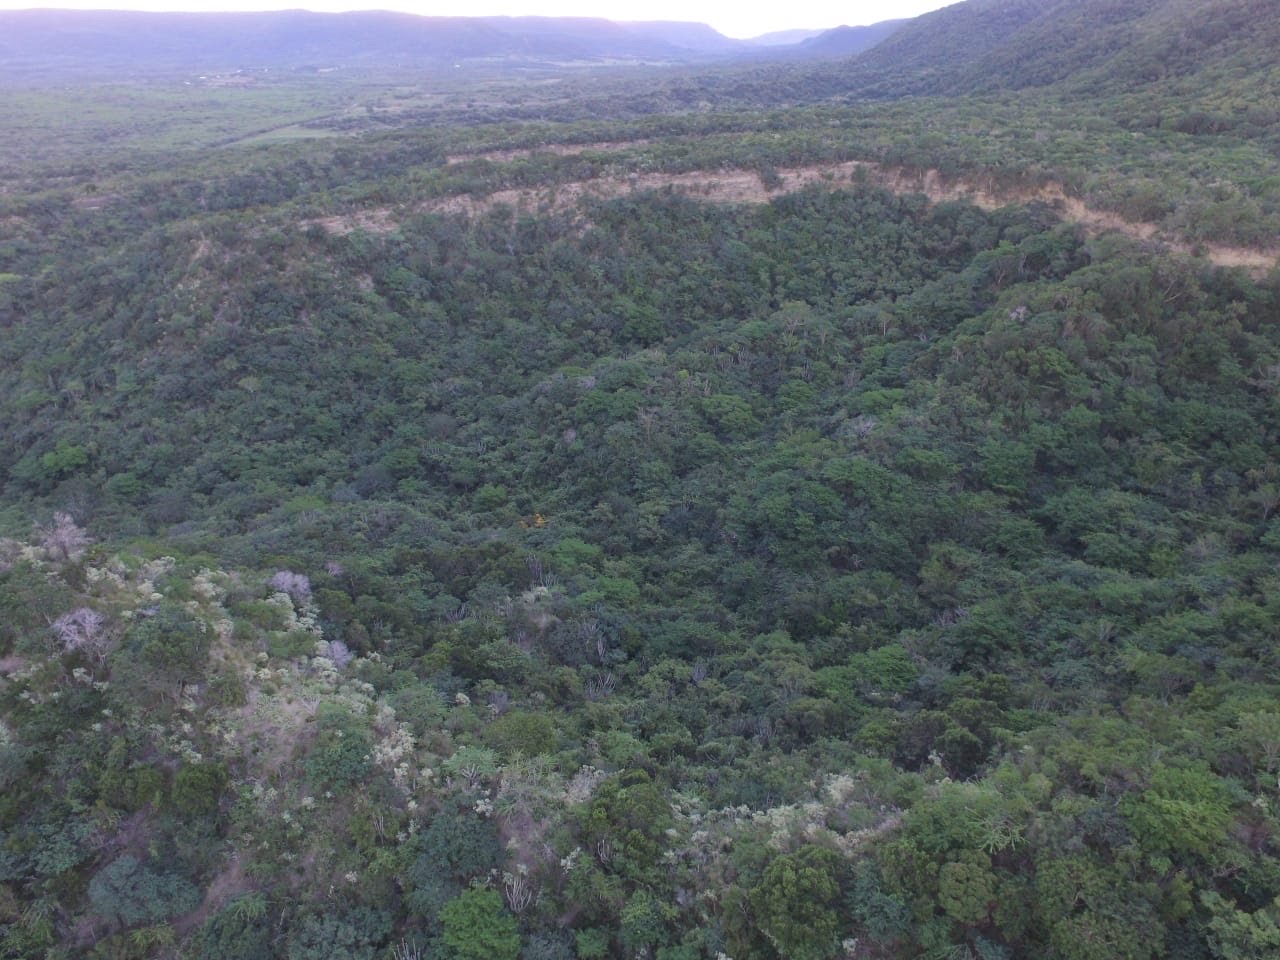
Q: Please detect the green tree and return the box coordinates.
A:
[620,890,674,956]
[1123,762,1231,858]
[1201,892,1280,960]
[110,602,210,704]
[485,709,557,757]
[439,888,520,960]
[581,770,673,886]
[751,846,844,960]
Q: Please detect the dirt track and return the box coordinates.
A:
[315,156,1279,275]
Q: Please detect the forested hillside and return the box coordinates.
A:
[2,1,1280,958]
[831,0,1280,98]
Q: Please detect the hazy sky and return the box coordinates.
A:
[3,1,957,40]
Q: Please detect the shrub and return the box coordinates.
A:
[285,908,390,960]
[88,856,199,928]
[305,711,373,789]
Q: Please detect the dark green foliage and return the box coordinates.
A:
[575,928,611,960]
[404,804,504,923]
[305,707,373,789]
[1123,763,1233,859]
[172,762,228,818]
[194,896,274,960]
[285,908,391,960]
[617,891,673,956]
[521,932,574,960]
[581,770,673,887]
[87,856,199,928]
[0,561,70,656]
[111,603,209,703]
[413,805,503,884]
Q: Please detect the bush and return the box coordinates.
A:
[88,856,199,928]
[194,896,273,960]
[521,931,573,960]
[172,762,228,817]
[485,710,557,757]
[112,603,210,700]
[305,709,373,789]
[285,908,391,960]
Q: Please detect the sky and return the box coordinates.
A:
[0,1,958,40]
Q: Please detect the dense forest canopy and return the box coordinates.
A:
[2,1,1280,958]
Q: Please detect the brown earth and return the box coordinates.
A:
[174,854,249,937]
[311,208,399,235]
[312,156,1280,275]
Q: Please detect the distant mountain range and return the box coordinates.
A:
[786,19,909,59]
[746,29,826,47]
[0,9,908,76]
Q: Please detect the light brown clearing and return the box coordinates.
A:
[311,208,399,235]
[174,854,249,937]
[234,685,320,778]
[71,192,121,211]
[312,159,1280,275]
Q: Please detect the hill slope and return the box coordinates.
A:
[3,1,1280,958]
[841,0,1280,98]
[791,19,907,59]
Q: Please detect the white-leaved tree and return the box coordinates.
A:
[269,570,312,604]
[51,607,110,662]
[36,512,92,562]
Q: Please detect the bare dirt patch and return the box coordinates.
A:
[311,208,399,236]
[174,853,249,937]
[71,192,120,211]
[233,684,320,779]
[1187,244,1277,271]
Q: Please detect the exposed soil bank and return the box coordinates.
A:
[316,157,1278,275]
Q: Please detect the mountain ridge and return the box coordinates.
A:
[0,9,742,73]
[0,8,908,75]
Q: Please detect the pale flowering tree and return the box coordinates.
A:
[36,512,92,562]
[268,570,311,604]
[51,607,110,662]
[322,638,354,669]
